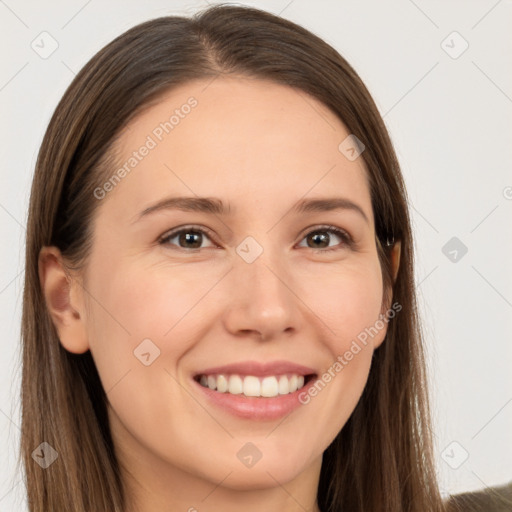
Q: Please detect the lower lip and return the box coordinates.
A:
[192,376,317,420]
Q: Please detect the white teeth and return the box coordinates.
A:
[243,376,260,397]
[216,374,228,393]
[278,375,289,395]
[228,375,243,395]
[261,376,278,397]
[289,374,298,393]
[197,373,308,397]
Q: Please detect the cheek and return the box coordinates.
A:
[84,259,207,399]
[89,260,208,341]
[84,263,215,460]
[298,264,384,441]
[305,258,385,348]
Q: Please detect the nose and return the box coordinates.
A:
[222,252,301,342]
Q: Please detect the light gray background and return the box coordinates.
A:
[1,0,511,509]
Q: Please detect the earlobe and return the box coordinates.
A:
[38,246,90,354]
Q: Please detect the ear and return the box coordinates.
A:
[375,240,402,350]
[391,240,401,283]
[38,246,90,354]
[380,239,401,311]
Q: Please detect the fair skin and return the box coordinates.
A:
[39,76,400,512]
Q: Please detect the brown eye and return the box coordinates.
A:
[159,226,216,250]
[298,226,353,252]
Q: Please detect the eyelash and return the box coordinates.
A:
[158,224,354,253]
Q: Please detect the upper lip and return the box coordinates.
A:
[194,360,317,377]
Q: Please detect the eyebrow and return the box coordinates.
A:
[133,196,369,224]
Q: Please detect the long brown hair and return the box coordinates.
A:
[20,4,447,511]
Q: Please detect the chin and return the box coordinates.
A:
[218,463,307,491]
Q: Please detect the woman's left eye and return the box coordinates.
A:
[158,225,353,252]
[297,225,353,252]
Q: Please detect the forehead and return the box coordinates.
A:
[99,76,372,225]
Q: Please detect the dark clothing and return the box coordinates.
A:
[446,481,512,511]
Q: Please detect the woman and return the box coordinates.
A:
[20,4,447,511]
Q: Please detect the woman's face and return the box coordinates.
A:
[56,77,394,500]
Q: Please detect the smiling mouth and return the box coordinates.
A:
[193,373,317,398]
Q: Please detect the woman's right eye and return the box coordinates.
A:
[159,226,217,251]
